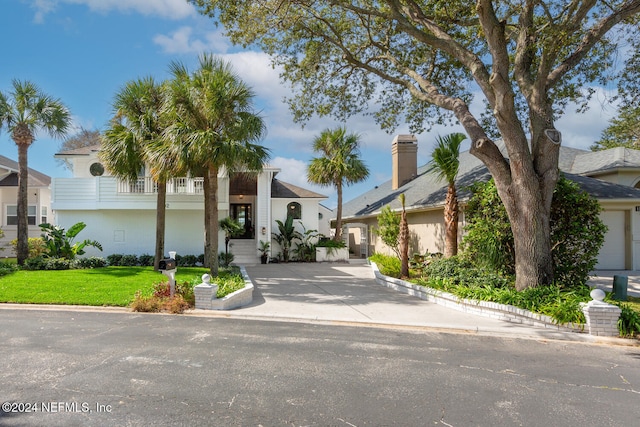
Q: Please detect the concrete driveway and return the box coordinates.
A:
[236,262,607,342]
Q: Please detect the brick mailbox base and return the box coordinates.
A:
[581,289,621,337]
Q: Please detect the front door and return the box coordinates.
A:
[230,204,253,239]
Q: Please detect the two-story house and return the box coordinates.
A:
[0,155,51,255]
[52,145,327,264]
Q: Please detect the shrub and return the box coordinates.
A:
[0,261,18,277]
[615,303,640,337]
[39,222,102,259]
[138,254,154,267]
[219,251,234,268]
[107,254,123,266]
[24,256,72,270]
[11,237,48,258]
[373,205,401,257]
[119,254,139,266]
[76,256,107,269]
[178,254,198,267]
[462,175,607,288]
[369,253,401,278]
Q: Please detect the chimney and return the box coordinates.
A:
[392,134,418,190]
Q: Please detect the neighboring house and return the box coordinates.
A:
[0,155,51,256]
[340,135,640,270]
[51,145,327,264]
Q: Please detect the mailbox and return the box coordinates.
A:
[158,258,176,271]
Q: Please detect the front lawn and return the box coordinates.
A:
[0,266,214,307]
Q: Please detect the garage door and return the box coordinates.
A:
[595,210,626,270]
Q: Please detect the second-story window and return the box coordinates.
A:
[287,202,301,220]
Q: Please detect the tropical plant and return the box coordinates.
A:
[258,240,271,263]
[100,76,170,270]
[307,127,369,241]
[39,222,102,260]
[425,133,466,258]
[10,237,47,259]
[0,79,71,265]
[219,216,245,257]
[374,205,401,258]
[273,215,301,262]
[292,224,320,262]
[160,53,269,276]
[193,1,640,290]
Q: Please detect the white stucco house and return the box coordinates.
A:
[0,155,51,255]
[51,145,327,264]
[341,135,640,270]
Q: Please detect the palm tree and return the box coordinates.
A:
[0,80,71,265]
[426,132,467,258]
[162,54,269,276]
[307,127,369,242]
[100,77,170,270]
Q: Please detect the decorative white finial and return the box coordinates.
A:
[590,288,605,302]
[202,274,211,285]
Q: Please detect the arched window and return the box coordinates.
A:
[287,202,301,219]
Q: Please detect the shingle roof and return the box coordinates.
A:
[54,144,102,156]
[341,144,640,220]
[0,155,51,187]
[271,179,327,199]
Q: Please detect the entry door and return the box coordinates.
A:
[230,204,253,239]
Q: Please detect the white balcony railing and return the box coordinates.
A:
[117,176,205,194]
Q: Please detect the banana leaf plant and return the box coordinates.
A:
[39,222,102,259]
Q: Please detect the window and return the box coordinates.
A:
[287,202,301,219]
[41,206,47,224]
[6,205,37,226]
[90,162,105,176]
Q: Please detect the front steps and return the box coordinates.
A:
[228,239,259,266]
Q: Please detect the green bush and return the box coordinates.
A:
[0,261,18,277]
[219,251,234,268]
[76,256,107,269]
[138,254,154,267]
[462,175,607,287]
[178,254,198,267]
[11,237,48,259]
[119,254,139,266]
[107,254,123,266]
[614,303,640,337]
[24,256,72,271]
[369,253,401,278]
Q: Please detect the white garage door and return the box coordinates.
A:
[596,210,626,270]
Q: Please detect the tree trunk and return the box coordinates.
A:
[203,173,211,269]
[154,181,167,271]
[399,199,409,278]
[207,167,220,276]
[334,181,343,241]
[444,184,458,258]
[16,143,30,265]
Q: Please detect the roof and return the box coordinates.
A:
[0,155,51,187]
[54,144,102,156]
[271,179,327,199]
[567,147,640,175]
[341,144,640,220]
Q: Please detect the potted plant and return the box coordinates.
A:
[258,240,271,264]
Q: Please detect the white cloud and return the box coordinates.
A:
[153,27,230,54]
[30,0,195,21]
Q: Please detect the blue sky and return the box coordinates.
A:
[1,0,619,209]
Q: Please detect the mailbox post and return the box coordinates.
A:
[158,251,177,297]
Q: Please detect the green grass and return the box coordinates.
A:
[0,266,215,307]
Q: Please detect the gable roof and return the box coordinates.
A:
[341,144,640,220]
[54,144,102,157]
[0,155,51,187]
[271,179,326,199]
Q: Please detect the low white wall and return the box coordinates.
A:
[370,262,584,333]
[316,247,349,262]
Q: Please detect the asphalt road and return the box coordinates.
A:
[1,309,639,426]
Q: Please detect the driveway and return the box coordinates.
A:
[238,262,602,342]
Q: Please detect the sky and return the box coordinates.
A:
[0,0,621,209]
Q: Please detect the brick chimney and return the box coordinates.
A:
[392,134,418,190]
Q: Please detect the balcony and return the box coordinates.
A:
[117,176,205,194]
